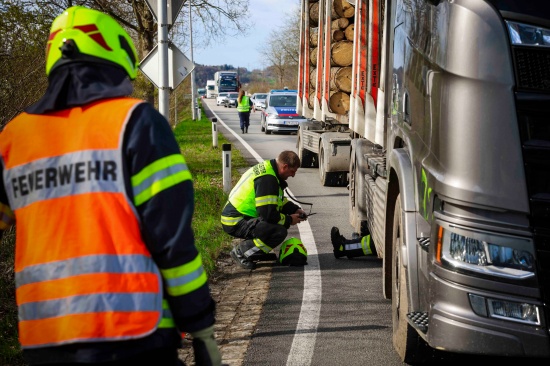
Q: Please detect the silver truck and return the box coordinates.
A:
[296,0,550,362]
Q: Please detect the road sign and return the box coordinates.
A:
[145,0,185,26]
[139,42,195,89]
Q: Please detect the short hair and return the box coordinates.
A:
[277,150,300,169]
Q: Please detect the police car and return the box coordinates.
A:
[260,89,307,134]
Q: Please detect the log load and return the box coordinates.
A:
[333,0,355,18]
[310,28,318,47]
[345,24,354,41]
[329,91,350,115]
[331,17,350,30]
[310,47,317,66]
[330,40,353,66]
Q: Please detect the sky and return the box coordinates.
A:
[192,0,300,71]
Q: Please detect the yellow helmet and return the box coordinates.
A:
[279,237,308,266]
[46,6,139,79]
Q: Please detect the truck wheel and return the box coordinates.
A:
[298,135,314,167]
[319,147,337,186]
[392,194,429,363]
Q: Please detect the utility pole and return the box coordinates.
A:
[158,0,169,119]
[189,0,196,120]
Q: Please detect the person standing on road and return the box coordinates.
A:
[221,150,308,269]
[237,88,254,133]
[0,6,220,366]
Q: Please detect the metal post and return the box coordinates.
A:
[189,0,196,120]
[212,118,218,148]
[158,0,169,118]
[222,144,232,193]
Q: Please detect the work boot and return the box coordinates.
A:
[330,227,346,258]
[230,246,256,270]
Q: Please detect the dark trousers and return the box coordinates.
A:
[223,218,287,251]
[238,111,251,130]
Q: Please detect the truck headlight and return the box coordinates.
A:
[435,224,535,280]
[506,20,550,47]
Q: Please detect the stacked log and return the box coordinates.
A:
[309,2,319,27]
[329,91,350,115]
[331,40,353,66]
[310,28,318,47]
[334,66,352,93]
[331,29,345,42]
[331,17,349,30]
[345,24,354,41]
[334,0,355,18]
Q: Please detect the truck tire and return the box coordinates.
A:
[392,194,430,364]
[319,146,338,186]
[298,134,314,167]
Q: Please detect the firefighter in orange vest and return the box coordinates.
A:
[0,6,220,366]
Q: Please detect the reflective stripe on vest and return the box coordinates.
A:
[228,160,283,218]
[237,96,250,112]
[344,235,374,255]
[0,98,164,348]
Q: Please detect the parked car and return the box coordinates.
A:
[251,93,268,111]
[216,92,229,106]
[223,92,239,108]
[260,89,307,134]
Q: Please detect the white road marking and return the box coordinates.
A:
[212,108,321,366]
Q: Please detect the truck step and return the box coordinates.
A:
[407,311,428,334]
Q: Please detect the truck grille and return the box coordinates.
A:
[514,74,550,333]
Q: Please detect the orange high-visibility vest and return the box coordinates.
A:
[0,98,163,348]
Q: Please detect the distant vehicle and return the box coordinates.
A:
[206,80,216,98]
[214,71,239,95]
[251,93,268,111]
[260,89,306,134]
[197,88,206,98]
[216,92,229,106]
[223,92,239,108]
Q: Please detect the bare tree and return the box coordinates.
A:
[0,0,252,125]
[259,3,300,89]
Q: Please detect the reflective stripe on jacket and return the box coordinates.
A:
[228,160,283,218]
[0,98,165,348]
[237,96,250,112]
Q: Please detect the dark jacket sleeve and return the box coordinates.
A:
[123,103,215,334]
[254,174,294,228]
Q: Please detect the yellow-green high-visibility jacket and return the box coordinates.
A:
[237,95,251,112]
[221,159,299,228]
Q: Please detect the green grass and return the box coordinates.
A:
[0,100,249,365]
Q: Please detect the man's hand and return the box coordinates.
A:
[290,213,306,225]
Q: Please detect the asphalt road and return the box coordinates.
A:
[200,98,549,366]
